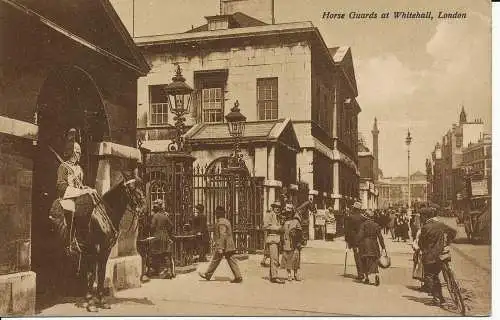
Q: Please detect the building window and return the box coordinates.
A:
[149,85,168,125]
[202,87,223,123]
[150,181,167,205]
[209,18,229,31]
[194,70,227,123]
[257,78,278,120]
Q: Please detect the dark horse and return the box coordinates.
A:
[50,172,145,312]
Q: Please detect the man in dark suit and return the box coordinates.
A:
[344,201,366,280]
[191,204,210,262]
[199,206,242,283]
[418,209,457,305]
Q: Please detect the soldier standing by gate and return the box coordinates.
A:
[264,201,285,284]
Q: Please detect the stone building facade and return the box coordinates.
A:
[377,172,429,209]
[0,0,149,314]
[428,107,484,209]
[134,0,360,216]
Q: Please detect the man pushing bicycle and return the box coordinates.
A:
[418,209,457,306]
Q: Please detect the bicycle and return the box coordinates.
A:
[440,246,466,315]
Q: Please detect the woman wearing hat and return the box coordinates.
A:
[355,209,386,286]
[281,203,303,281]
[150,198,175,279]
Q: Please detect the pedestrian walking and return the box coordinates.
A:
[412,227,425,291]
[388,211,396,240]
[344,201,366,280]
[150,199,175,279]
[355,209,386,286]
[281,202,303,281]
[191,204,210,262]
[199,206,243,283]
[260,203,282,266]
[264,201,285,284]
[418,209,457,306]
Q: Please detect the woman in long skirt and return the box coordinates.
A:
[355,210,386,286]
[281,203,303,281]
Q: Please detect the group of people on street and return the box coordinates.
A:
[344,202,387,286]
[143,192,458,309]
[139,200,210,280]
[260,201,304,284]
[197,200,304,284]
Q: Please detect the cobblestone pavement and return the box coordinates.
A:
[38,225,490,316]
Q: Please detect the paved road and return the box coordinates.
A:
[39,223,490,316]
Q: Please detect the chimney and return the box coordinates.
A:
[221,0,275,24]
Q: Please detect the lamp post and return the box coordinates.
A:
[164,65,194,152]
[162,65,196,246]
[224,100,247,174]
[405,129,412,213]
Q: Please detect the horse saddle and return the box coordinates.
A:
[49,195,118,254]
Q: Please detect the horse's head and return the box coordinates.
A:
[121,171,146,217]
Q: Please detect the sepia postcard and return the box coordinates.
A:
[0,0,492,317]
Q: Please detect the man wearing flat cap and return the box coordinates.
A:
[263,201,285,283]
[199,205,242,283]
[344,201,366,280]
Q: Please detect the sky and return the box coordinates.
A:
[111,0,491,177]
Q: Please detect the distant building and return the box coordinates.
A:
[377,171,429,209]
[429,106,484,208]
[428,142,445,206]
[459,133,491,209]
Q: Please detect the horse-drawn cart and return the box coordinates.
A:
[463,208,491,243]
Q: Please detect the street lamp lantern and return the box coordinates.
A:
[163,65,194,152]
[224,100,247,174]
[225,100,246,138]
[405,129,412,146]
[164,65,193,115]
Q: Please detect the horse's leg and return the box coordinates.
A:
[96,247,112,309]
[84,248,98,312]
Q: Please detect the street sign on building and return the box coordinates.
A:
[471,179,489,196]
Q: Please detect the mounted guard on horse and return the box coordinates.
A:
[47,128,146,312]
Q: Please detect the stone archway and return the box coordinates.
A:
[32,65,110,303]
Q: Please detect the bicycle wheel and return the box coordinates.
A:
[442,262,466,315]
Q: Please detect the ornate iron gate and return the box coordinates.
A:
[192,165,264,253]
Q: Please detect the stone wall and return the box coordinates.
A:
[0,133,36,315]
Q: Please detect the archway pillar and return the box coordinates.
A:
[92,141,143,293]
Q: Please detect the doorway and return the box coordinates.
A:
[32,65,109,307]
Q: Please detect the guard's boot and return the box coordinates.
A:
[97,293,111,309]
[85,294,98,312]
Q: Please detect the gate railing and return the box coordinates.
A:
[192,165,264,254]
